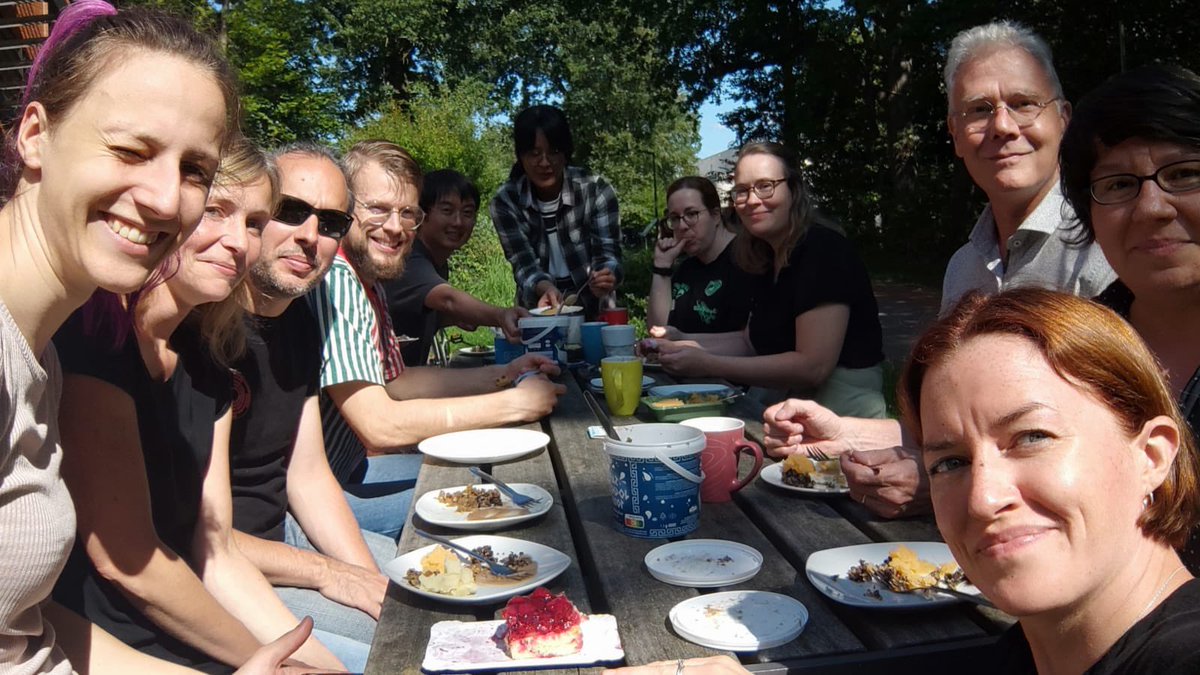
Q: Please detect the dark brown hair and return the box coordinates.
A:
[900,288,1200,548]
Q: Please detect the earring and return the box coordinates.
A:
[1143,492,1156,509]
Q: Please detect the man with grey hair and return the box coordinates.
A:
[759,21,1118,522]
[939,20,1114,312]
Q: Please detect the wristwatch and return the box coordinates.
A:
[652,265,673,277]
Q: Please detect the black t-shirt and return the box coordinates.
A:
[383,240,448,366]
[51,311,231,672]
[229,301,322,541]
[990,578,1200,674]
[747,225,884,368]
[1096,280,1200,573]
[668,241,760,334]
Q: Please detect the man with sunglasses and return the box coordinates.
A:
[384,169,528,366]
[308,140,566,540]
[227,143,390,666]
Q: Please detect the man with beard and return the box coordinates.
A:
[307,140,565,536]
[384,169,527,365]
[227,144,392,668]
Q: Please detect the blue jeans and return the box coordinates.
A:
[342,453,423,540]
[275,514,398,673]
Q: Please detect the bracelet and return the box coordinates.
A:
[652,265,673,277]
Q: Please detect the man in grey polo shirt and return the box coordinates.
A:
[939,21,1114,313]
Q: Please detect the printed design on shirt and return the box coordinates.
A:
[693,302,717,325]
[230,368,252,418]
[704,280,723,297]
[672,282,688,300]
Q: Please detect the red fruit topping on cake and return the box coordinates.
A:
[502,587,583,659]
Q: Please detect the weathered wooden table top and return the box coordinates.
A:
[365,363,1009,675]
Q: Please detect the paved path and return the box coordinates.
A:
[873,280,942,366]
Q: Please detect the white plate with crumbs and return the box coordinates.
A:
[805,542,982,609]
[588,376,654,393]
[418,428,550,464]
[414,484,553,531]
[384,535,571,605]
[669,591,807,651]
[760,462,850,496]
[645,539,763,587]
[421,614,623,672]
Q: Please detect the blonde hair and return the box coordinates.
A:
[344,139,423,194]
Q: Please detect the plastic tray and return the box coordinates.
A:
[640,396,729,422]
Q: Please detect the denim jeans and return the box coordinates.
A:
[274,514,399,672]
[342,453,423,540]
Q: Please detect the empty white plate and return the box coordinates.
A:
[414,484,553,531]
[645,539,762,587]
[669,591,807,651]
[417,428,549,464]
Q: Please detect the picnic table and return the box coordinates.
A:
[366,361,1012,674]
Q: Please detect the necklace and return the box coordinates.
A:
[1138,564,1189,620]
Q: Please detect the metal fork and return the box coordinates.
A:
[412,528,516,577]
[468,467,546,507]
[806,448,833,461]
[892,584,995,608]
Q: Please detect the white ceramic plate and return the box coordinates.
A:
[669,591,807,651]
[645,539,763,587]
[647,384,733,398]
[417,428,550,464]
[588,376,654,393]
[529,305,583,316]
[760,462,850,496]
[384,535,571,605]
[458,346,495,358]
[805,542,982,609]
[422,614,623,672]
[396,334,420,345]
[414,484,553,531]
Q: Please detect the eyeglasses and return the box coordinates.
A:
[521,148,565,164]
[274,195,354,240]
[1090,159,1200,205]
[954,97,1061,133]
[732,178,787,204]
[665,209,706,230]
[357,202,425,230]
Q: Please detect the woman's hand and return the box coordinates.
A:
[535,281,563,309]
[648,325,683,341]
[656,339,708,376]
[654,236,686,267]
[234,618,345,674]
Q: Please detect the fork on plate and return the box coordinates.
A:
[468,466,546,508]
[412,528,517,577]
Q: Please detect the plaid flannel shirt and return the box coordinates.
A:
[489,166,622,307]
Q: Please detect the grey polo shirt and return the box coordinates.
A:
[939,185,1116,315]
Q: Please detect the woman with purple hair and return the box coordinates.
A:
[0,1,312,672]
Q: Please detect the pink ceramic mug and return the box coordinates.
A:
[680,417,764,503]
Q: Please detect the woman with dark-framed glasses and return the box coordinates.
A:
[649,142,887,417]
[646,176,760,333]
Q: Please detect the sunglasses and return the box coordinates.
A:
[274,195,354,240]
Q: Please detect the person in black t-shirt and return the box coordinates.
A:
[383,169,527,365]
[647,177,759,334]
[649,142,886,418]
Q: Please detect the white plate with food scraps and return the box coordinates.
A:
[414,484,553,532]
[669,591,807,651]
[384,535,571,605]
[645,539,763,587]
[418,428,550,464]
[529,305,583,316]
[422,614,623,672]
[759,462,851,496]
[805,542,982,609]
[458,345,495,358]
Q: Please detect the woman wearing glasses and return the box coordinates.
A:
[51,140,350,671]
[651,142,887,418]
[647,177,760,333]
[490,105,622,316]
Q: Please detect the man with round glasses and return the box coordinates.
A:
[308,140,566,541]
[940,20,1114,312]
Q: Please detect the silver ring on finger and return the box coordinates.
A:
[675,659,686,675]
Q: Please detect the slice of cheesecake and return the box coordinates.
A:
[502,587,583,659]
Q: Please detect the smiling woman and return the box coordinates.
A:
[900,288,1200,674]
